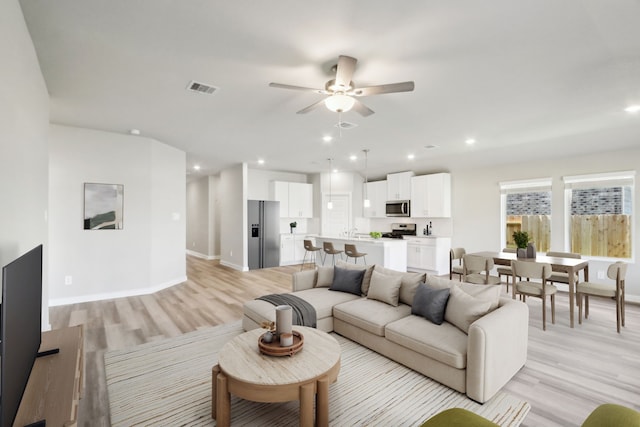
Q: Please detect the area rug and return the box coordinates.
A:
[105,322,530,426]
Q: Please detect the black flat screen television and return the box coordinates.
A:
[0,244,43,427]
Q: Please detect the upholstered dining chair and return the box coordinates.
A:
[577,261,627,333]
[301,239,322,271]
[462,254,501,285]
[449,248,466,281]
[496,247,517,292]
[344,244,367,264]
[511,260,556,330]
[322,241,343,265]
[545,250,582,286]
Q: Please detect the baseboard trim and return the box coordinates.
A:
[186,249,218,260]
[48,275,188,306]
[219,260,248,272]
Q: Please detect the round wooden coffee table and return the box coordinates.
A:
[211,326,341,427]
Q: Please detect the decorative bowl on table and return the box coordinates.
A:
[258,330,304,357]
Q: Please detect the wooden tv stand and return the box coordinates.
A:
[13,325,84,427]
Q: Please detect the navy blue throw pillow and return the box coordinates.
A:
[329,266,365,296]
[411,282,450,325]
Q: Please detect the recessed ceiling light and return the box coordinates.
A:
[349,155,357,161]
[332,168,338,173]
[465,138,476,145]
[407,154,415,160]
[625,105,640,113]
[323,136,333,143]
[258,159,265,165]
[129,129,141,135]
[193,165,201,171]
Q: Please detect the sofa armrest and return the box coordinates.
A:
[292,270,317,292]
[466,297,529,403]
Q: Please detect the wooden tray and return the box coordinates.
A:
[258,330,304,357]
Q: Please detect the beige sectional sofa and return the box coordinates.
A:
[242,261,529,403]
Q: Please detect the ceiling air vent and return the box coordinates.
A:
[187,80,218,95]
[335,121,358,130]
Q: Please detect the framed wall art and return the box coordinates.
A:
[83,183,124,230]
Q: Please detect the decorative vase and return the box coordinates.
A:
[262,330,274,343]
[275,305,293,336]
[517,248,527,259]
[290,227,295,234]
[526,242,537,258]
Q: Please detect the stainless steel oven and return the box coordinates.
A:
[385,200,410,217]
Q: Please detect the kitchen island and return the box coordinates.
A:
[313,236,407,271]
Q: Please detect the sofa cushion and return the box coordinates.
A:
[333,298,411,336]
[315,266,334,288]
[385,315,468,369]
[336,260,375,295]
[445,285,493,334]
[426,276,501,311]
[367,270,402,306]
[292,287,360,319]
[374,265,426,305]
[411,283,450,325]
[329,266,365,296]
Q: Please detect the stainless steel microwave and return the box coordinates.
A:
[386,200,410,217]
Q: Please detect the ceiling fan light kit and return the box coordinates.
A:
[325,94,355,113]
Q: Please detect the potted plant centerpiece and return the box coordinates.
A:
[289,221,297,234]
[512,230,536,258]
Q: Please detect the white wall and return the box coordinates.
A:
[0,0,50,329]
[48,125,186,305]
[219,163,247,270]
[187,176,212,257]
[452,147,640,298]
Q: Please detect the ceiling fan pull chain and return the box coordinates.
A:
[338,112,343,138]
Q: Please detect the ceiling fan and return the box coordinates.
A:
[269,55,415,117]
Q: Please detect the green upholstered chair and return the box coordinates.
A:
[419,408,499,427]
[420,404,640,427]
[581,403,640,427]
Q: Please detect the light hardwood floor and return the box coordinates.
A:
[50,256,640,426]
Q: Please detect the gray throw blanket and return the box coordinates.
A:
[257,293,317,328]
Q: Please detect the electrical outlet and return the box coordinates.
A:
[597,270,605,279]
[192,241,196,247]
[229,250,233,257]
[64,275,72,285]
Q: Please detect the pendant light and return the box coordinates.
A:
[363,149,370,208]
[327,158,334,210]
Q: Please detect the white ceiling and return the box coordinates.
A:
[19,0,640,180]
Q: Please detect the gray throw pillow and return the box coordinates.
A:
[329,266,365,296]
[411,282,450,325]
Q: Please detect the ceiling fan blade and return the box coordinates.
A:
[352,81,415,97]
[269,82,325,94]
[334,55,357,90]
[296,98,327,114]
[352,99,375,117]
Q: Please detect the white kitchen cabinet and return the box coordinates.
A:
[387,171,414,201]
[271,181,313,218]
[363,180,387,218]
[410,173,451,218]
[405,237,451,275]
[280,234,313,266]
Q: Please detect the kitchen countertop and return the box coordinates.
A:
[310,235,408,244]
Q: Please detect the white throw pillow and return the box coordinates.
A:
[366,270,403,306]
[315,266,334,288]
[445,285,493,333]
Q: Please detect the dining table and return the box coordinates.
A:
[470,251,589,328]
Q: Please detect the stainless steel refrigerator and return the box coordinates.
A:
[248,200,280,270]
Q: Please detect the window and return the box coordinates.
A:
[563,171,634,259]
[499,178,552,252]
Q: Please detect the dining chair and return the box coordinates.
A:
[577,262,627,333]
[496,248,517,292]
[344,244,367,264]
[462,254,501,285]
[511,260,556,330]
[300,239,322,271]
[545,250,582,285]
[322,241,343,265]
[449,248,466,281]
